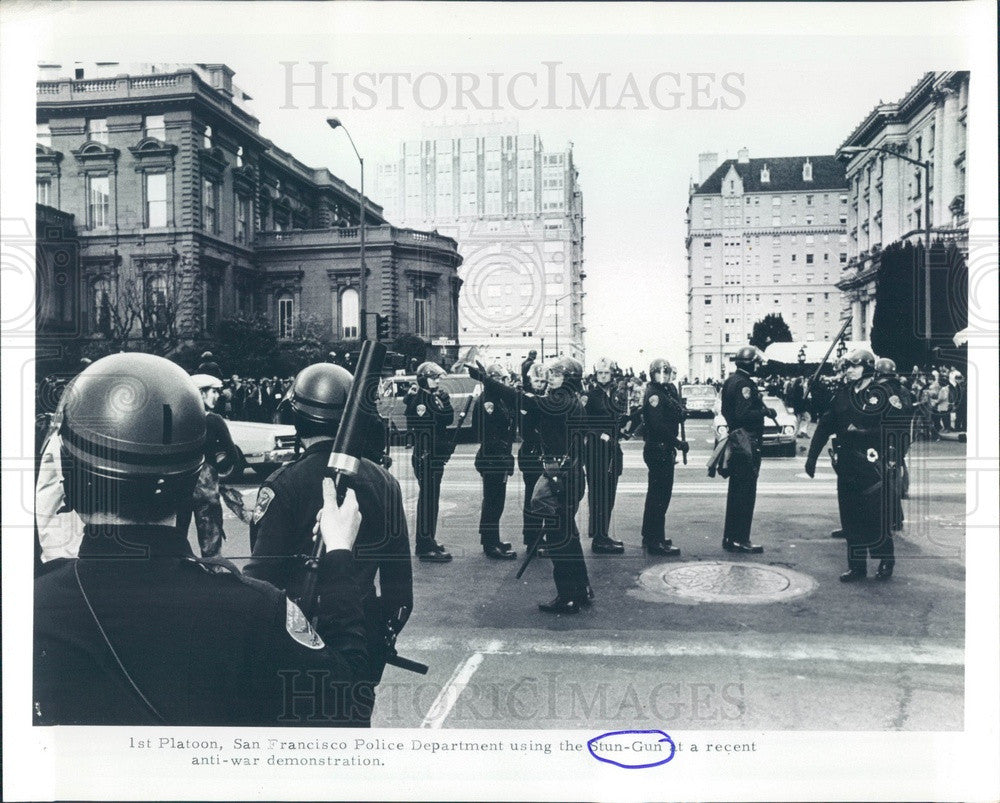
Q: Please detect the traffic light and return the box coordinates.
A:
[375,314,391,341]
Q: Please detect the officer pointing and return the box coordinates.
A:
[33,354,370,726]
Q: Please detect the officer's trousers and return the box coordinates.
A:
[478,471,509,547]
[519,453,545,547]
[840,474,894,573]
[722,449,762,546]
[641,443,676,544]
[545,464,589,600]
[413,456,446,548]
[585,441,623,540]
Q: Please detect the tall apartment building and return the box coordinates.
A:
[685,150,848,381]
[375,121,585,364]
[35,62,462,362]
[837,71,969,342]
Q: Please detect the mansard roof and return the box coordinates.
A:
[693,155,847,195]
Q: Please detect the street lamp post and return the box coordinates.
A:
[327,118,367,339]
[838,144,932,342]
[553,292,572,357]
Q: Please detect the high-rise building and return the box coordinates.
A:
[35,62,462,362]
[375,121,585,365]
[836,71,969,342]
[685,150,847,380]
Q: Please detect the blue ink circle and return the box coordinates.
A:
[587,729,676,769]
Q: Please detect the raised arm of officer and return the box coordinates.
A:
[804,409,837,478]
[468,362,520,408]
[433,386,455,427]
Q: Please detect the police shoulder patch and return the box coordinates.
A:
[649,395,660,407]
[252,486,275,524]
[285,599,325,649]
[416,404,427,417]
[742,386,752,399]
[580,395,589,406]
[484,401,494,414]
[889,395,902,409]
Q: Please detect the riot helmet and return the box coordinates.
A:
[486,363,507,381]
[290,362,354,437]
[874,357,897,377]
[648,358,674,385]
[733,345,764,374]
[548,357,583,392]
[415,361,446,389]
[594,358,613,385]
[59,353,206,520]
[528,361,548,392]
[844,347,876,380]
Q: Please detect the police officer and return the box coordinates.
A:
[472,363,518,560]
[874,357,913,533]
[470,357,592,613]
[246,362,412,721]
[720,346,777,554]
[521,349,538,388]
[640,358,687,556]
[405,361,455,562]
[518,362,549,550]
[584,358,627,555]
[34,353,370,725]
[806,348,899,581]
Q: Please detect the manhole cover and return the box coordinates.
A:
[637,561,817,604]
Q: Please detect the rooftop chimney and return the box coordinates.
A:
[737,147,750,164]
[698,152,719,183]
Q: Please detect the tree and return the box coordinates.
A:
[391,334,430,370]
[749,313,793,352]
[214,314,279,377]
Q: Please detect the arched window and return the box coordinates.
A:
[340,287,359,339]
[92,278,112,336]
[277,293,295,339]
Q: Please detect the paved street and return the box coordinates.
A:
[216,417,966,732]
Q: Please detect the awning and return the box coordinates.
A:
[763,340,871,365]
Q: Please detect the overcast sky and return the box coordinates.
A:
[10,2,986,372]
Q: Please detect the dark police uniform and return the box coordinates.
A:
[404,386,455,552]
[246,442,412,703]
[517,402,546,548]
[720,368,768,548]
[476,373,590,603]
[34,524,369,726]
[472,388,516,551]
[874,373,914,532]
[640,380,686,546]
[806,377,900,576]
[583,380,628,543]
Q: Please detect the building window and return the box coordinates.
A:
[839,214,847,224]
[772,216,780,227]
[704,297,712,305]
[37,178,51,206]
[839,253,847,264]
[236,145,244,168]
[86,118,108,144]
[235,195,250,243]
[202,178,218,233]
[203,124,213,149]
[704,276,711,285]
[37,123,51,147]
[277,295,295,339]
[87,174,110,229]
[703,240,711,248]
[791,254,797,262]
[340,287,360,339]
[204,282,220,333]
[144,115,165,140]
[414,296,429,337]
[805,253,814,264]
[92,279,112,336]
[145,172,167,228]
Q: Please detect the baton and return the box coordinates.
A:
[678,384,688,465]
[515,528,544,580]
[804,315,852,402]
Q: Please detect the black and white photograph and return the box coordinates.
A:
[2,1,997,800]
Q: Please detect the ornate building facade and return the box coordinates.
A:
[686,150,848,380]
[836,71,969,342]
[35,63,462,359]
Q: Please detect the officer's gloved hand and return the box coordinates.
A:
[406,383,419,396]
[804,459,816,478]
[466,362,485,381]
[678,440,690,455]
[319,481,362,552]
[765,406,778,420]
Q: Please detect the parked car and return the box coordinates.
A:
[378,373,479,441]
[713,395,797,457]
[680,384,719,417]
[219,419,297,480]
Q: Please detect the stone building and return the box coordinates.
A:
[836,71,969,342]
[35,62,461,359]
[686,150,848,380]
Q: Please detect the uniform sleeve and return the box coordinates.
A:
[206,413,240,474]
[806,409,836,467]
[375,475,414,627]
[245,481,298,590]
[722,380,767,430]
[254,550,370,726]
[435,390,455,427]
[478,373,521,409]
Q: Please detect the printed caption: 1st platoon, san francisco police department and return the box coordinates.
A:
[126,735,569,767]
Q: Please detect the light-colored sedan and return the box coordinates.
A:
[713,395,798,457]
[680,383,719,416]
[220,419,297,480]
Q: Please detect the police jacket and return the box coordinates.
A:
[641,381,685,447]
[518,403,545,470]
[584,382,629,445]
[34,524,368,726]
[205,411,239,475]
[806,378,902,485]
[721,369,768,438]
[477,374,584,461]
[472,388,515,474]
[405,387,455,461]
[246,441,412,667]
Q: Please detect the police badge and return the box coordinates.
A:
[742,386,752,399]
